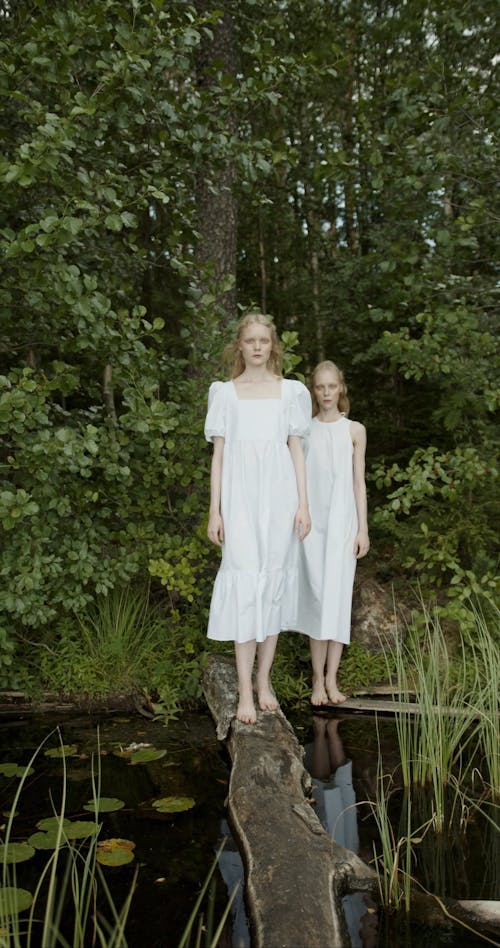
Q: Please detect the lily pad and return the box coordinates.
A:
[44,744,78,759]
[28,831,63,851]
[0,887,33,916]
[83,797,125,813]
[96,838,135,867]
[65,821,99,840]
[36,816,71,832]
[129,748,166,765]
[0,842,35,864]
[152,796,195,814]
[0,763,34,779]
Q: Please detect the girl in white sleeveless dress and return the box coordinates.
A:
[205,313,312,724]
[296,361,369,706]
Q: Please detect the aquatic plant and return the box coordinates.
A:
[178,839,239,948]
[0,729,137,947]
[366,722,432,913]
[465,603,500,801]
[384,601,481,831]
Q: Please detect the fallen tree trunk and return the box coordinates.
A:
[203,655,375,948]
[203,654,500,948]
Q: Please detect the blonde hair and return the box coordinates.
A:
[311,360,350,416]
[223,312,283,379]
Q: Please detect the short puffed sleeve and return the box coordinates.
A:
[288,381,312,437]
[204,381,226,442]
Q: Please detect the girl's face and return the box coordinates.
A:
[238,323,273,368]
[314,368,342,412]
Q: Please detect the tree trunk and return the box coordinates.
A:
[194,1,238,323]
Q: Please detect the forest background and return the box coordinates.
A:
[0,0,498,709]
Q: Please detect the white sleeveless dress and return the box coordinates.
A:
[296,416,357,643]
[205,379,311,643]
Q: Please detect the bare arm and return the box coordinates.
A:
[288,435,311,541]
[351,422,370,558]
[207,437,225,546]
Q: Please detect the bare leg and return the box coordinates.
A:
[255,635,279,711]
[326,718,347,769]
[311,716,330,780]
[325,641,346,704]
[309,639,329,705]
[235,640,257,724]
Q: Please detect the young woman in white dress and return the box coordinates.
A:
[205,313,312,724]
[296,361,369,706]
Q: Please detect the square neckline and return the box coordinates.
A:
[231,379,283,402]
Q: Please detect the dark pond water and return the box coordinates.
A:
[1,708,498,948]
[0,710,231,947]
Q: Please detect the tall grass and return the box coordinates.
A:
[76,585,166,694]
[0,729,137,947]
[466,603,500,801]
[385,602,482,831]
[366,720,432,913]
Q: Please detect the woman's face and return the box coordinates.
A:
[238,323,273,368]
[313,368,342,411]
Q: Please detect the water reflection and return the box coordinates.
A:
[304,715,379,948]
[217,819,251,948]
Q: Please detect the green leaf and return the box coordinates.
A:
[0,887,33,916]
[129,748,166,764]
[0,842,35,864]
[44,744,78,758]
[96,838,135,866]
[152,796,195,813]
[0,762,34,778]
[36,816,71,832]
[65,821,99,840]
[83,797,125,813]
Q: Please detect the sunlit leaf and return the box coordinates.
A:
[152,796,195,814]
[83,797,125,813]
[0,887,33,916]
[96,838,135,866]
[0,842,35,864]
[44,744,78,759]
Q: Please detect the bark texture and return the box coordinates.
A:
[203,654,374,948]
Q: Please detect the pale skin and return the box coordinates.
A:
[309,367,369,707]
[207,322,311,725]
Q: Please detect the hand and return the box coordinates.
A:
[354,531,370,558]
[294,505,311,542]
[208,512,224,547]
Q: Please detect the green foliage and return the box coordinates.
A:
[371,447,499,617]
[1,0,498,695]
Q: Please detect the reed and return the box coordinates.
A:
[0,728,137,947]
[177,839,239,948]
[384,602,481,831]
[367,723,431,913]
[466,603,500,801]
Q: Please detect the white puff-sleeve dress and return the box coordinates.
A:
[205,379,311,643]
[296,416,358,643]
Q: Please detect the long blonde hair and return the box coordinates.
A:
[311,360,350,417]
[223,312,283,379]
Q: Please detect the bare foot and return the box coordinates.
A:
[237,689,257,724]
[255,676,279,712]
[325,682,347,704]
[311,675,329,706]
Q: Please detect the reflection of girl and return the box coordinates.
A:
[305,717,378,948]
[205,313,311,725]
[296,361,369,706]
